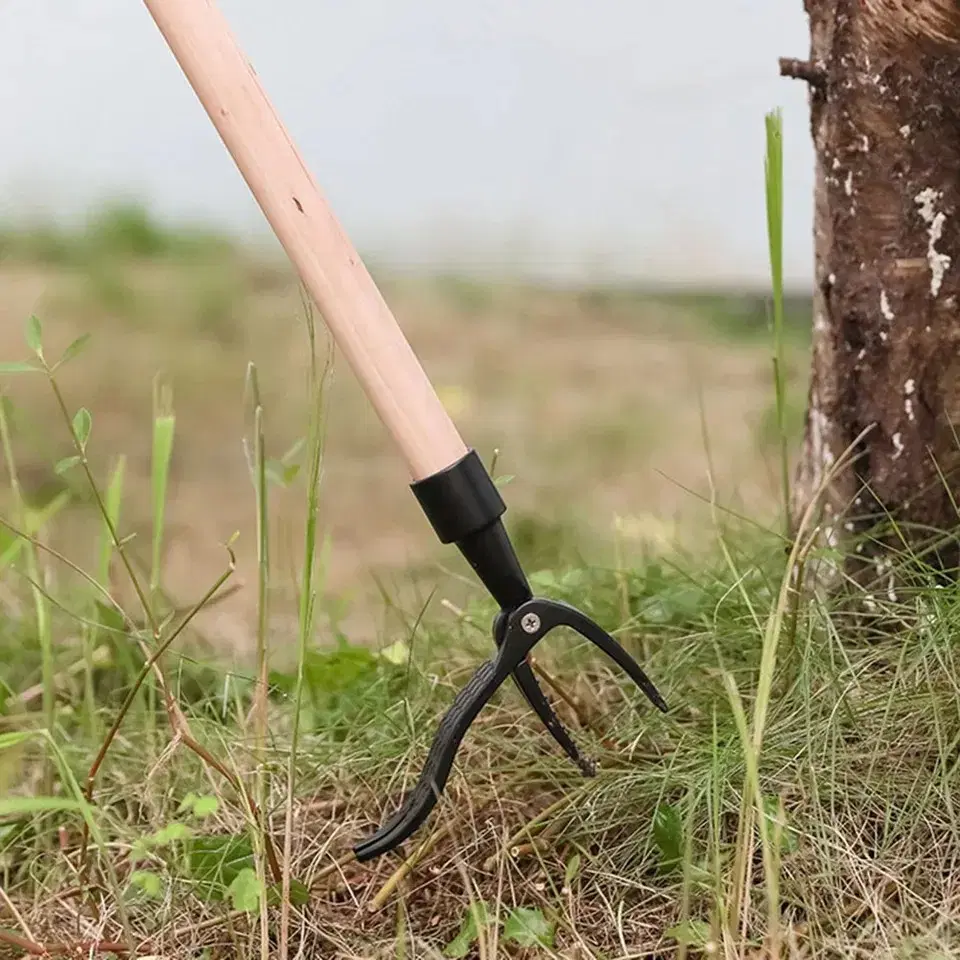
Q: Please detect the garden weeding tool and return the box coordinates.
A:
[143,0,668,862]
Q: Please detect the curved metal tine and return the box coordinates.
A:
[511,662,597,776]
[547,600,668,713]
[353,658,506,862]
[492,608,595,776]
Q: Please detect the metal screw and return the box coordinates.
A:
[520,612,541,634]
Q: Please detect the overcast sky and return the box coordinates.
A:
[0,0,814,286]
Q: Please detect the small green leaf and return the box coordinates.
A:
[666,920,711,947]
[653,802,684,871]
[265,457,303,488]
[184,833,255,901]
[378,640,410,666]
[228,867,262,912]
[0,361,40,374]
[25,316,42,354]
[763,794,798,854]
[444,901,491,958]
[54,455,83,476]
[564,852,582,886]
[192,795,219,818]
[72,408,92,450]
[94,600,127,636]
[502,907,556,948]
[266,877,310,907]
[55,333,92,368]
[151,822,191,846]
[130,870,163,898]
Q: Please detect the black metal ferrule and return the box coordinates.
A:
[411,449,532,611]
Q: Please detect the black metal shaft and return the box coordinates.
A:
[411,449,532,610]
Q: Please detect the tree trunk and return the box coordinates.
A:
[790,0,960,587]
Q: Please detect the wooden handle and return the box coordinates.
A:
[142,0,468,482]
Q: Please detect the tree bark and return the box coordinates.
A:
[791,0,960,585]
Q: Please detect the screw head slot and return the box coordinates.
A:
[521,612,541,634]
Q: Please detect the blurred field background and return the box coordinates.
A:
[0,203,811,662]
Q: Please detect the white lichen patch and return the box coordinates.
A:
[904,378,916,422]
[892,432,905,459]
[880,289,894,320]
[915,188,952,297]
[880,330,889,342]
[813,409,835,468]
[900,124,911,137]
[807,399,835,495]
[845,171,854,196]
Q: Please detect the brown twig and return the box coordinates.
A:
[778,57,826,87]
[0,928,151,957]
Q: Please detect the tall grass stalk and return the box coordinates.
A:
[244,362,271,960]
[88,456,128,735]
[150,377,175,600]
[148,379,176,742]
[280,300,332,958]
[764,108,791,538]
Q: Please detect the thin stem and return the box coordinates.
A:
[46,376,159,638]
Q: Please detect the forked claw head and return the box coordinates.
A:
[353,597,666,863]
[506,598,669,715]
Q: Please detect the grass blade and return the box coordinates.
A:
[764,107,790,537]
